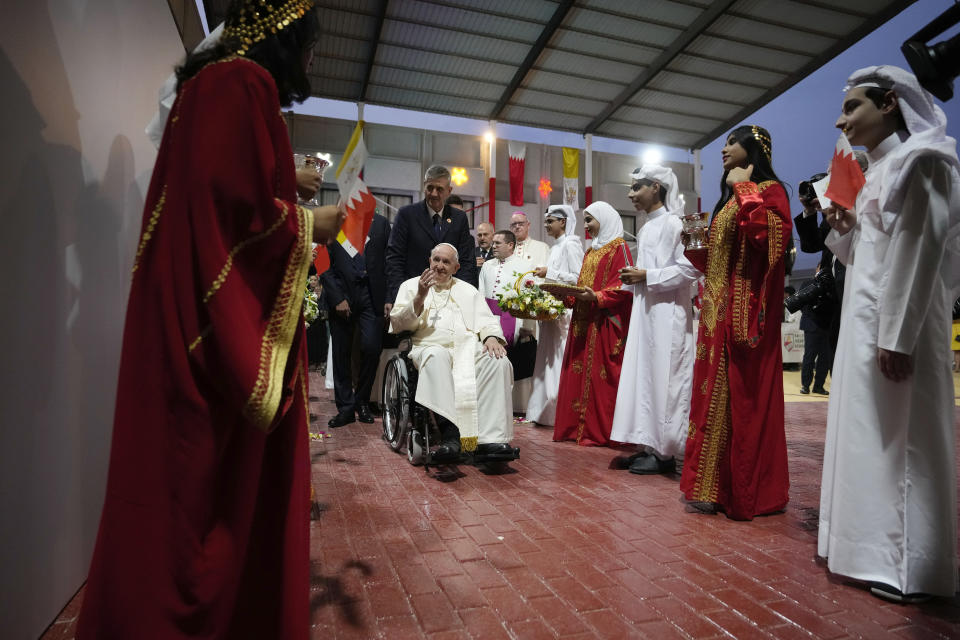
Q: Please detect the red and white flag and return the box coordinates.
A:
[824,133,866,210]
[508,141,526,206]
[335,121,376,258]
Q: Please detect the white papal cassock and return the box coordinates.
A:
[390,277,514,449]
[818,67,960,597]
[609,206,700,457]
[526,208,584,426]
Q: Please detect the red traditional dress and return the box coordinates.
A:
[680,180,791,520]
[77,58,313,639]
[553,238,633,446]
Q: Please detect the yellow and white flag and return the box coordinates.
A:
[562,147,579,210]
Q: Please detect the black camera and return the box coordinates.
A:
[798,172,827,203]
[902,4,960,101]
[785,269,836,314]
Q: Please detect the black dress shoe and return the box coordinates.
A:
[629,455,675,475]
[799,386,810,394]
[432,440,461,463]
[357,403,375,423]
[812,387,829,395]
[475,443,513,456]
[328,411,355,428]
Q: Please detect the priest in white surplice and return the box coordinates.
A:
[526,205,584,426]
[478,229,535,342]
[479,229,536,413]
[609,165,700,474]
[509,212,551,267]
[391,243,516,461]
[818,66,960,603]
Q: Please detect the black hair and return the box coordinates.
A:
[175,1,319,107]
[862,87,907,131]
[446,194,464,207]
[634,177,667,205]
[494,229,516,246]
[713,125,789,216]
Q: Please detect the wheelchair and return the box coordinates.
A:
[380,334,519,472]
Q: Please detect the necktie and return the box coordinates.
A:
[433,213,442,238]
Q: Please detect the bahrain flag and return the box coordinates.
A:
[824,133,866,210]
[508,141,526,206]
[335,121,376,257]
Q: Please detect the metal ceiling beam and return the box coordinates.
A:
[358,0,388,101]
[691,0,916,148]
[583,0,736,134]
[490,0,575,120]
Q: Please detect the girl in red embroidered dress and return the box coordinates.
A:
[553,201,633,446]
[680,125,792,520]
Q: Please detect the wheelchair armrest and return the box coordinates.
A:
[396,331,414,355]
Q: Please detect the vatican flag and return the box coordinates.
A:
[562,147,579,210]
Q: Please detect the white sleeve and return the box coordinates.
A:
[645,217,701,292]
[546,240,584,284]
[877,156,953,354]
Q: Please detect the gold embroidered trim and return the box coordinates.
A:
[203,198,292,304]
[575,323,598,443]
[696,343,706,361]
[691,355,730,503]
[188,325,212,353]
[242,205,314,430]
[131,186,166,275]
[461,436,478,452]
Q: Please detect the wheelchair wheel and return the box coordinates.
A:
[407,429,425,465]
[381,356,410,451]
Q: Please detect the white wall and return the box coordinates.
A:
[0,1,184,636]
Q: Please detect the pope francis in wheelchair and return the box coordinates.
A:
[383,243,519,469]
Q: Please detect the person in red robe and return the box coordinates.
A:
[680,125,792,521]
[553,201,633,446]
[76,3,343,638]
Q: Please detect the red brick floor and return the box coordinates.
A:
[42,371,960,639]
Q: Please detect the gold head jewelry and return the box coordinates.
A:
[224,0,314,56]
[751,125,772,160]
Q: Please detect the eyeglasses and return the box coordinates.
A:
[509,221,528,228]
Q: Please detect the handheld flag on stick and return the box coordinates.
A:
[335,121,376,257]
[824,133,866,210]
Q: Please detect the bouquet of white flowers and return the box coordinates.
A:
[496,270,565,321]
[303,286,320,327]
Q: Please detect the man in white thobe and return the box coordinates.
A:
[391,243,516,461]
[526,205,584,426]
[610,165,700,475]
[818,66,960,603]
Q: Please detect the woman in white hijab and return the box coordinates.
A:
[526,205,585,426]
[552,202,633,446]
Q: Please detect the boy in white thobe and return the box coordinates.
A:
[818,65,960,603]
[610,165,700,474]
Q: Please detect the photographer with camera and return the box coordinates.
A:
[785,267,836,394]
[794,172,848,355]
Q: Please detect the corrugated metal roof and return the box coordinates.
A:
[308,0,917,148]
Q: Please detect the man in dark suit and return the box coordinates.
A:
[474,221,495,268]
[321,213,390,427]
[385,165,477,307]
[797,268,837,395]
